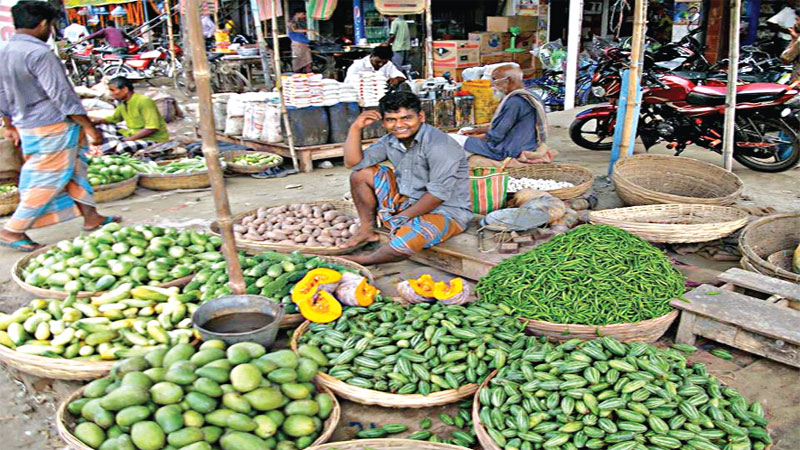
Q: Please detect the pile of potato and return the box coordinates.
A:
[234,203,360,247]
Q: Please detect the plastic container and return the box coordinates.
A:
[286,106,330,147]
[328,102,361,143]
[193,295,285,347]
[420,98,435,125]
[434,98,456,129]
[454,95,474,128]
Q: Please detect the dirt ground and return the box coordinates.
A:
[0,97,798,449]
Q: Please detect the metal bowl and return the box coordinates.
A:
[236,47,260,57]
[193,295,285,348]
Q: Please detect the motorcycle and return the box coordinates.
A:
[98,46,182,80]
[570,57,800,172]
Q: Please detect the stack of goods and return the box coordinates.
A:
[320,79,342,106]
[232,203,360,248]
[63,342,337,450]
[354,73,387,107]
[338,84,359,103]
[476,224,685,325]
[476,336,772,450]
[87,155,139,186]
[283,74,324,108]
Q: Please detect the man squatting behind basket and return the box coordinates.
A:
[341,91,472,265]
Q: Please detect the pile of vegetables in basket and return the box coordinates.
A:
[297,299,528,395]
[134,156,211,175]
[233,203,359,248]
[20,223,223,293]
[65,341,336,450]
[0,285,201,360]
[231,153,282,168]
[0,183,18,194]
[476,224,685,325]
[476,336,771,450]
[183,251,378,320]
[87,155,140,186]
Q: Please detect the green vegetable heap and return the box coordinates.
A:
[298,300,529,395]
[183,251,358,314]
[477,336,771,450]
[476,225,686,325]
[135,157,211,175]
[21,223,223,293]
[0,183,18,194]
[67,341,336,450]
[232,153,282,167]
[88,155,140,186]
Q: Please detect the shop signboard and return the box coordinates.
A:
[374,0,425,15]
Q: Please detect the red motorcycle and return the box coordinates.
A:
[98,45,182,80]
[570,49,800,172]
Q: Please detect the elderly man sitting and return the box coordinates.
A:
[454,65,556,167]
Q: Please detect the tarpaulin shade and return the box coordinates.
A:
[374,0,426,15]
[257,0,283,21]
[307,0,337,20]
[65,0,136,8]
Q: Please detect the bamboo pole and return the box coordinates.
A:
[721,0,741,171]
[425,0,433,78]
[185,0,246,295]
[249,0,274,88]
[617,0,648,160]
[564,0,583,109]
[271,0,300,173]
[165,0,177,78]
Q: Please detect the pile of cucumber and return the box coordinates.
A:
[66,341,335,450]
[183,251,358,314]
[298,300,528,395]
[87,155,141,186]
[477,336,771,450]
[21,223,223,293]
[0,285,203,361]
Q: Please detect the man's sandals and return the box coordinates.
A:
[0,238,44,252]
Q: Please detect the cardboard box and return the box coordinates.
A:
[515,32,537,50]
[469,32,510,54]
[509,51,533,69]
[480,52,511,65]
[434,67,467,81]
[433,40,480,68]
[487,16,538,32]
[523,67,543,79]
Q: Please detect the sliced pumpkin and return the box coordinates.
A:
[298,290,343,323]
[433,278,464,301]
[291,268,343,304]
[355,278,378,306]
[407,274,435,298]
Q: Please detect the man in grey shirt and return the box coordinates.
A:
[342,91,472,265]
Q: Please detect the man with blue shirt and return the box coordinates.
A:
[289,9,312,73]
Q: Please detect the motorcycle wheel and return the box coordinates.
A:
[733,117,800,172]
[569,116,614,151]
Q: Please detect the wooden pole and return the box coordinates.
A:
[185,0,246,295]
[564,0,583,109]
[271,0,300,173]
[249,0,274,88]
[165,0,177,78]
[617,0,648,160]
[721,0,741,171]
[425,0,433,78]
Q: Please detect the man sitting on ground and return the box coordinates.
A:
[454,64,555,167]
[342,91,472,265]
[344,46,407,86]
[91,77,169,154]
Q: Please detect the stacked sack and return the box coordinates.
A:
[354,73,387,107]
[320,79,342,106]
[283,74,324,108]
[242,93,281,142]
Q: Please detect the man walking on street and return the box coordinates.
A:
[0,1,120,251]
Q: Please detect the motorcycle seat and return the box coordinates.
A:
[686,83,787,106]
[102,54,136,60]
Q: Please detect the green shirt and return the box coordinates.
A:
[390,17,410,52]
[106,93,169,142]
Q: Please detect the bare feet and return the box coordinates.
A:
[339,228,380,249]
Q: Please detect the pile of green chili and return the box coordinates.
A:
[476,224,685,325]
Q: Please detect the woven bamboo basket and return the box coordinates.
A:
[519,309,679,343]
[58,381,340,450]
[279,255,374,328]
[291,321,479,408]
[506,164,594,199]
[211,201,367,256]
[0,181,19,216]
[92,175,139,203]
[0,344,114,380]
[612,155,743,206]
[307,440,470,450]
[739,213,800,283]
[472,371,501,450]
[589,204,748,243]
[137,161,226,191]
[12,245,195,299]
[223,149,283,174]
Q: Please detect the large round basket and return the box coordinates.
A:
[472,371,502,450]
[307,440,470,450]
[612,155,743,206]
[138,170,212,191]
[519,310,679,343]
[0,181,19,216]
[291,321,479,408]
[739,213,800,283]
[92,175,139,203]
[279,255,374,329]
[12,245,195,299]
[223,149,283,174]
[589,204,748,243]
[507,164,594,199]
[0,344,114,380]
[57,382,340,450]
[211,200,367,256]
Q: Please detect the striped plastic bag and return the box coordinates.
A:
[307,0,337,20]
[470,167,509,215]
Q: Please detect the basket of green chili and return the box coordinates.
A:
[475,224,686,342]
[135,157,224,191]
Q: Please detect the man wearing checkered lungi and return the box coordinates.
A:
[91,77,169,155]
[341,92,473,265]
